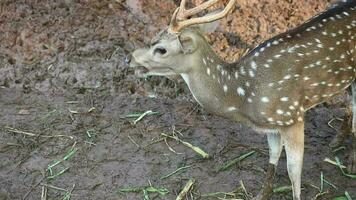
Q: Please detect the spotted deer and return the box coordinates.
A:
[127,0,356,199]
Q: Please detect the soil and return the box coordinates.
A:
[0,0,355,199]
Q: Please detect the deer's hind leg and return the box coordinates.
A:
[349,81,356,173]
[254,132,283,200]
[282,122,305,200]
[255,123,304,200]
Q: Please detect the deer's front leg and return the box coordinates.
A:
[349,83,356,173]
[349,135,356,173]
[254,132,283,200]
[283,122,305,200]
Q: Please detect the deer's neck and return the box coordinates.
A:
[180,47,252,122]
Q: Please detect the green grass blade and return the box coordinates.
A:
[160,165,192,180]
[218,151,255,171]
[273,186,292,193]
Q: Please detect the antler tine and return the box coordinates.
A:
[170,7,181,28]
[179,0,187,10]
[169,0,236,33]
[177,0,220,20]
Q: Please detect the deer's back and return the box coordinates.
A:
[237,1,355,127]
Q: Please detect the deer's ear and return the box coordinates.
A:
[178,35,197,54]
[196,20,220,34]
[193,9,221,34]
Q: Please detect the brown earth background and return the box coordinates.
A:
[0,0,356,199]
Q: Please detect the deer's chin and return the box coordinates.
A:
[135,66,176,77]
[134,66,150,77]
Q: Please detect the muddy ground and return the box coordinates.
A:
[0,0,355,199]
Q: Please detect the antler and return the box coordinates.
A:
[169,0,236,33]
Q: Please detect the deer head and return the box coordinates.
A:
[127,0,236,78]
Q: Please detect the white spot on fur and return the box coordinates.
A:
[223,84,228,92]
[249,70,255,77]
[261,97,270,103]
[284,75,291,80]
[280,97,289,102]
[251,61,257,70]
[228,106,237,111]
[237,87,245,96]
[276,109,284,115]
[203,58,207,65]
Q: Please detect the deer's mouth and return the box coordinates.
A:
[135,66,175,77]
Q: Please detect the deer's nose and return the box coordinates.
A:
[125,54,132,65]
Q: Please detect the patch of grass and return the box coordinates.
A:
[46,143,78,180]
[4,126,74,140]
[160,165,192,180]
[333,191,353,200]
[39,109,63,129]
[324,157,356,179]
[118,185,169,200]
[161,133,210,158]
[308,172,338,200]
[201,191,242,199]
[122,110,160,124]
[333,146,346,153]
[201,180,250,199]
[218,151,255,171]
[41,183,75,200]
[176,179,195,200]
[86,129,95,138]
[273,186,292,194]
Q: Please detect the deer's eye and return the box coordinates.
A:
[153,47,167,55]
